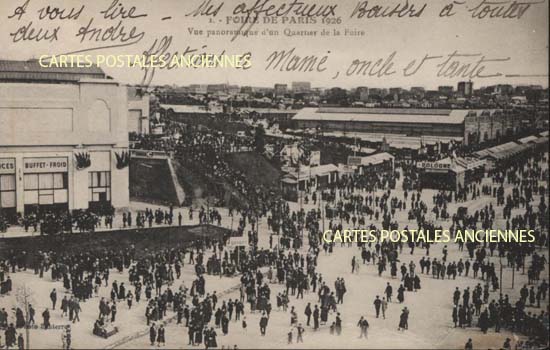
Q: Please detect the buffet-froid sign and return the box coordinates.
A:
[0,158,16,174]
[24,157,68,173]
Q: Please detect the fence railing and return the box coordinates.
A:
[129,149,169,159]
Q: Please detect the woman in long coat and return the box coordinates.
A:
[149,324,156,345]
[413,275,421,291]
[15,308,25,328]
[157,325,165,346]
[194,326,203,345]
[214,308,222,327]
[320,306,329,324]
[221,314,229,335]
[207,327,218,348]
[397,284,405,303]
[390,262,397,278]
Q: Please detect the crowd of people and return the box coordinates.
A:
[0,120,548,349]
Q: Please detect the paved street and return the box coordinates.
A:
[2,162,547,349]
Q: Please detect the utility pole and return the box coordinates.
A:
[298,150,302,211]
[511,260,515,289]
[499,256,503,291]
[236,245,240,268]
[298,147,303,246]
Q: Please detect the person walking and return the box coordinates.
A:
[296,323,304,343]
[398,307,409,331]
[149,323,157,346]
[28,304,35,326]
[111,302,117,323]
[357,316,369,339]
[381,297,388,319]
[373,296,382,318]
[50,289,57,310]
[42,309,50,329]
[385,283,393,302]
[313,305,320,330]
[72,299,81,323]
[157,325,165,346]
[335,313,342,335]
[17,332,24,350]
[452,305,458,327]
[259,313,268,336]
[304,303,312,326]
[127,292,133,309]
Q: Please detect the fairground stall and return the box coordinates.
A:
[418,157,486,191]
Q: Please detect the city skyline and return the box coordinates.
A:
[145,80,549,92]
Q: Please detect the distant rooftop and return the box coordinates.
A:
[293,107,470,124]
[0,59,107,83]
[160,104,222,114]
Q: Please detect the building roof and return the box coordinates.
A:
[160,104,221,114]
[283,164,339,181]
[293,107,469,124]
[360,152,394,166]
[321,131,463,144]
[534,136,549,144]
[517,135,539,144]
[0,59,106,82]
[240,108,298,114]
[484,142,530,160]
[452,157,486,170]
[297,164,339,179]
[390,140,422,149]
[474,149,491,158]
[281,177,298,185]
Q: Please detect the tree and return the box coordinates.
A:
[254,125,266,153]
[16,284,35,350]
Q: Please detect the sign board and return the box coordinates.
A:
[228,236,248,247]
[348,156,362,166]
[310,151,321,167]
[0,158,15,174]
[417,162,451,170]
[24,157,68,173]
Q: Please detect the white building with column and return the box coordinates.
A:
[0,60,129,218]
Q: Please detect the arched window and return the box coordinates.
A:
[88,99,111,132]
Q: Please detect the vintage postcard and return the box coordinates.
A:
[0,0,548,349]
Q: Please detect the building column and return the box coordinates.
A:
[15,155,25,215]
[110,149,129,209]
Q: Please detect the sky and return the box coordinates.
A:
[1,0,548,89]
